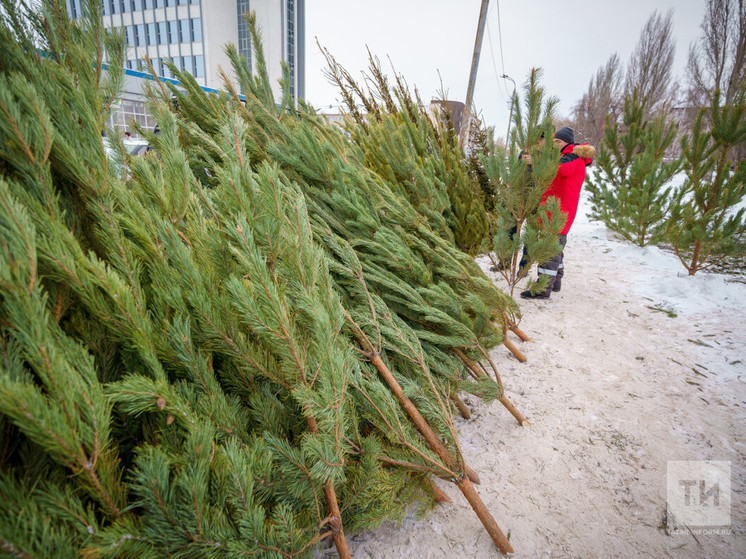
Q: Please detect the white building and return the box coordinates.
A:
[65,1,304,137]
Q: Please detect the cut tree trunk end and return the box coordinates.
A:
[499,315,530,342]
[509,324,530,342]
[503,338,527,362]
[451,393,471,419]
[305,412,351,559]
[499,395,530,426]
[457,477,514,554]
[427,478,452,503]
[453,348,529,427]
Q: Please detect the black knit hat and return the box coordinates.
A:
[554,126,575,144]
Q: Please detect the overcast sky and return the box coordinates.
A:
[305,0,707,139]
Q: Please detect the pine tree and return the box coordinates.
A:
[466,124,496,214]
[321,49,490,254]
[0,3,524,556]
[480,69,565,299]
[585,89,681,246]
[665,90,746,274]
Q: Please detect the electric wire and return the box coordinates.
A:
[486,15,509,101]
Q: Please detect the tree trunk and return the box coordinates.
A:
[503,338,527,362]
[305,414,351,559]
[362,351,516,552]
[454,349,530,426]
[451,393,471,419]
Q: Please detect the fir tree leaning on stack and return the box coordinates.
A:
[482,69,595,309]
[585,89,681,247]
[0,2,527,556]
[481,69,566,303]
[319,47,490,255]
[316,47,532,364]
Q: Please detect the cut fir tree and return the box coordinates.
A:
[482,69,566,298]
[0,2,526,557]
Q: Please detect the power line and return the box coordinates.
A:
[486,18,508,101]
[495,0,507,78]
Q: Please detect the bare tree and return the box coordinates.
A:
[624,10,677,113]
[686,0,746,106]
[572,53,624,145]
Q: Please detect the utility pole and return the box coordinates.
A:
[459,0,490,149]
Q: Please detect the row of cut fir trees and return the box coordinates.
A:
[0,2,614,558]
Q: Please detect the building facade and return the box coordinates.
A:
[65,1,304,137]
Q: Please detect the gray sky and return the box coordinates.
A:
[305,0,706,139]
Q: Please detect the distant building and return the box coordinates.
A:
[65,0,304,136]
[429,100,482,147]
[316,106,348,128]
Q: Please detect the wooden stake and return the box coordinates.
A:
[450,393,471,419]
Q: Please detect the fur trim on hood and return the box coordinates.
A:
[573,144,595,161]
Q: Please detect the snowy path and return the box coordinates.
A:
[337,193,746,558]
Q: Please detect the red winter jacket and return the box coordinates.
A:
[541,143,595,235]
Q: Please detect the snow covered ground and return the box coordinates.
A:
[328,191,746,558]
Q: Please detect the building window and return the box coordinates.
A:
[147,22,157,45]
[110,99,155,140]
[237,0,251,73]
[194,55,204,79]
[125,25,133,45]
[157,21,167,44]
[179,19,190,42]
[136,23,147,46]
[131,0,143,10]
[183,56,194,75]
[168,20,178,43]
[287,0,295,98]
[190,18,202,42]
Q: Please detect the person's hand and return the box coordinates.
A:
[521,153,532,165]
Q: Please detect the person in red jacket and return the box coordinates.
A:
[521,127,595,299]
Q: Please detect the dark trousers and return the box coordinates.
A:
[537,235,567,290]
[507,224,529,269]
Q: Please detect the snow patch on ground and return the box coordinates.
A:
[573,190,746,317]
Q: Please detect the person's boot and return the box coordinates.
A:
[552,277,561,292]
[520,275,554,299]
